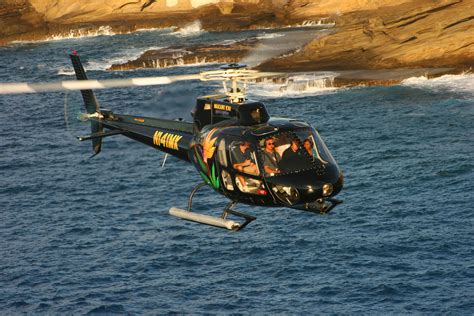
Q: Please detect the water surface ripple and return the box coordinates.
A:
[0,30,473,314]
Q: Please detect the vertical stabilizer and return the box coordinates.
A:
[70,53,102,156]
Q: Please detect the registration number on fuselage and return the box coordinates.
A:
[153,131,183,150]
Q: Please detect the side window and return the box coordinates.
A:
[230,141,259,176]
[217,139,227,167]
[221,170,234,191]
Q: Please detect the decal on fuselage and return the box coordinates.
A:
[213,104,232,111]
[153,131,183,150]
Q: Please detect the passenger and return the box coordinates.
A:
[280,139,305,172]
[232,142,258,175]
[262,137,281,175]
[303,138,315,158]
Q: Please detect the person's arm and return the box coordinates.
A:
[233,159,251,171]
[264,165,278,174]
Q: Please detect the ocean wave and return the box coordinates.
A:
[12,26,116,44]
[169,20,204,37]
[216,39,240,46]
[248,73,339,98]
[135,27,175,33]
[255,33,285,40]
[401,73,474,95]
[143,59,219,69]
[57,68,76,76]
[84,46,164,71]
[296,18,336,27]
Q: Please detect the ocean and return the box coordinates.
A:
[0,27,473,314]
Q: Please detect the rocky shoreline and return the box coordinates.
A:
[108,38,260,71]
[1,0,472,86]
[0,1,314,45]
[258,0,474,72]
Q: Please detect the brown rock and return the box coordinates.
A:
[0,0,46,44]
[259,0,474,71]
[108,38,260,70]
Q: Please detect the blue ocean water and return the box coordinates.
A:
[0,28,473,314]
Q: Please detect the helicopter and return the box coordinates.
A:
[0,53,343,231]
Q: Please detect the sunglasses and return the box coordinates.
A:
[267,142,275,146]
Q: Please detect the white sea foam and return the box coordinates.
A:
[140,58,219,69]
[57,68,76,76]
[12,26,116,44]
[135,27,176,33]
[248,73,339,98]
[255,33,285,40]
[297,18,336,27]
[401,73,474,95]
[169,20,204,37]
[216,39,239,46]
[84,46,164,71]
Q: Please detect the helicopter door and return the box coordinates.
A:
[216,138,234,191]
[229,141,265,194]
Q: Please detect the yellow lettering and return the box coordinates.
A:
[153,130,183,150]
[162,133,167,148]
[213,104,232,112]
[153,131,163,146]
[170,134,183,150]
[175,135,183,150]
[164,134,168,149]
[167,134,173,148]
[168,134,177,149]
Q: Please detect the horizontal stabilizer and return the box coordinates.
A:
[169,207,240,231]
[77,129,124,141]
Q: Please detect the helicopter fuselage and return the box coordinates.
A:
[90,94,343,213]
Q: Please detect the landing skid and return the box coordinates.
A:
[169,182,256,231]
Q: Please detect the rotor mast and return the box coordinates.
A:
[200,63,257,104]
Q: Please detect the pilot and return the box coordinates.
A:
[232,141,258,175]
[280,139,305,172]
[262,137,281,176]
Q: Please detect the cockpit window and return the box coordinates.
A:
[294,129,334,165]
[259,128,334,177]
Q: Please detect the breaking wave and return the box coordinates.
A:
[255,33,285,40]
[401,73,474,95]
[12,26,116,44]
[57,68,75,76]
[169,20,204,37]
[85,46,164,71]
[133,57,218,70]
[297,18,336,27]
[248,73,339,98]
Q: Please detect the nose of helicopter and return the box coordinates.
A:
[265,168,343,206]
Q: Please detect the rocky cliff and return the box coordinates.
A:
[1,0,472,74]
[0,0,297,44]
[260,0,474,71]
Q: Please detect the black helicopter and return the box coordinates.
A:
[0,53,343,231]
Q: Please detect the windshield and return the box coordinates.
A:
[258,128,335,177]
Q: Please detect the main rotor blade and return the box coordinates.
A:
[0,74,201,94]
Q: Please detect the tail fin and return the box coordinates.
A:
[70,53,102,156]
